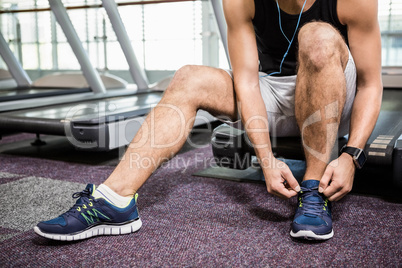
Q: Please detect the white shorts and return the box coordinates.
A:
[223,51,357,137]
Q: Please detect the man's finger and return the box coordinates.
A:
[276,188,298,199]
[322,182,341,199]
[319,165,333,193]
[282,168,300,192]
[327,191,346,202]
[272,181,298,199]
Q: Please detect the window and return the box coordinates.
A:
[379,0,402,66]
[0,0,207,73]
[2,0,399,77]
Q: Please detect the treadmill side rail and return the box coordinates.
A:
[393,135,402,188]
[69,109,216,151]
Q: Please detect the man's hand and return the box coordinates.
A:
[319,153,356,201]
[262,157,300,199]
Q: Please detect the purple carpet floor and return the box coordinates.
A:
[0,134,401,267]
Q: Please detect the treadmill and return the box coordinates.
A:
[0,30,97,107]
[0,0,147,113]
[0,90,215,151]
[0,0,219,150]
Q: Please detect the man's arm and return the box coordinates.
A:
[320,0,383,201]
[222,0,300,198]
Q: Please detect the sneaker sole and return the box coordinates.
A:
[290,229,333,240]
[33,218,142,241]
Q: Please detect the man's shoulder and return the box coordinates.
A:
[222,0,255,21]
[337,0,378,26]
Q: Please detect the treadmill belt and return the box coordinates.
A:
[0,92,163,136]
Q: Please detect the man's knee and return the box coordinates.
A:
[166,65,207,100]
[298,22,347,71]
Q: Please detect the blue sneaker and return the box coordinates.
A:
[34,184,142,241]
[290,180,333,240]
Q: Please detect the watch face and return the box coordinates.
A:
[354,150,367,169]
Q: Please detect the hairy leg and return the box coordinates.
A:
[295,22,349,181]
[104,65,237,196]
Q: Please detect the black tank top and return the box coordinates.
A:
[252,0,348,76]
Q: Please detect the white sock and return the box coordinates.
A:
[93,184,132,207]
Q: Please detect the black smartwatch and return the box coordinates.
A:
[340,145,367,169]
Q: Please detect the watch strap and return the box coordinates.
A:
[340,146,362,157]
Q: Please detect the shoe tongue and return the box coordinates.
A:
[301,180,322,203]
[75,184,95,205]
[301,180,320,189]
[85,184,96,195]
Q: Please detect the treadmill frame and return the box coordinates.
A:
[0,0,150,112]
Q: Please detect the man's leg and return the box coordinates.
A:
[104,65,237,197]
[295,22,349,181]
[34,65,238,240]
[290,22,350,240]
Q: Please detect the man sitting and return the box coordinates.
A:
[34,0,382,241]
